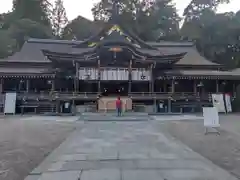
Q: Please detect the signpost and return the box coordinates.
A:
[4,92,17,115]
[203,107,220,135]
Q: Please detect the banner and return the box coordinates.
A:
[212,94,226,113]
[225,93,232,113]
[203,107,220,128]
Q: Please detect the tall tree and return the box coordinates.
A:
[91,0,181,41]
[0,30,16,58]
[181,0,240,67]
[62,16,99,40]
[184,0,230,21]
[52,0,68,38]
[12,0,52,27]
[8,19,53,48]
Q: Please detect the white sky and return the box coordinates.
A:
[0,0,239,21]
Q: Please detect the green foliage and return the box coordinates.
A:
[12,0,52,27]
[0,30,16,58]
[181,0,240,68]
[8,19,53,48]
[52,0,68,38]
[184,0,230,20]
[62,16,100,40]
[91,0,181,41]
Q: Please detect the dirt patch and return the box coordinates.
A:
[0,118,76,180]
[159,119,240,179]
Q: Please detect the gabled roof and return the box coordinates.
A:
[74,24,156,50]
[2,39,83,63]
[148,41,220,66]
[0,38,221,67]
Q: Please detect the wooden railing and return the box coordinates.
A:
[129,92,212,99]
[17,91,100,100]
[16,91,212,100]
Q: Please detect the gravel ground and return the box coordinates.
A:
[0,117,77,180]
[159,115,240,180]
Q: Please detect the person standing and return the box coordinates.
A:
[116,96,122,116]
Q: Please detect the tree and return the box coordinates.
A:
[91,0,181,41]
[184,0,230,21]
[181,0,240,68]
[52,0,68,38]
[62,16,99,40]
[0,30,16,58]
[8,19,53,48]
[12,0,52,27]
[0,12,16,30]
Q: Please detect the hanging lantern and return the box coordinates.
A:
[109,47,122,52]
[197,81,204,87]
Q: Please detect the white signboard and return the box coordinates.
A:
[132,69,151,81]
[225,94,232,113]
[4,92,17,114]
[212,94,226,113]
[100,68,129,80]
[203,107,220,128]
[79,68,98,80]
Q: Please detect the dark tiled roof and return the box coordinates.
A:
[149,41,219,66]
[1,38,220,66]
[165,70,236,79]
[0,67,53,76]
[147,41,194,47]
[2,39,83,63]
[156,46,219,66]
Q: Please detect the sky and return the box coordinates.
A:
[0,0,239,21]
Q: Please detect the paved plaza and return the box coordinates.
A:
[25,117,237,180]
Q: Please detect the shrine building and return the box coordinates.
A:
[1,21,240,114]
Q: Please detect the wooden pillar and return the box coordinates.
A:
[216,79,219,93]
[75,62,79,92]
[0,78,4,93]
[128,59,132,94]
[98,59,101,94]
[193,79,197,94]
[149,64,153,92]
[26,79,30,92]
[163,81,167,92]
[233,81,236,97]
[171,79,175,93]
[168,98,172,113]
[51,79,55,91]
[151,64,154,93]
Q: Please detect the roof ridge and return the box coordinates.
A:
[27,38,83,45]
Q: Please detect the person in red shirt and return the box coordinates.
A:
[116,96,122,116]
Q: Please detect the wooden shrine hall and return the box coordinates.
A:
[1,21,240,114]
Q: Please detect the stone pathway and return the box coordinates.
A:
[79,112,150,121]
[152,114,203,121]
[25,120,237,180]
[18,116,80,122]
